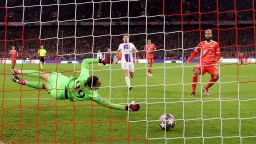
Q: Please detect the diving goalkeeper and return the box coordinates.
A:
[11,58,140,111]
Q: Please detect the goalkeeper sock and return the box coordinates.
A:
[40,63,43,70]
[147,68,152,75]
[204,76,218,89]
[26,81,45,89]
[149,68,152,74]
[19,70,43,79]
[192,74,198,92]
[125,76,130,87]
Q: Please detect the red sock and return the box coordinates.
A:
[192,75,198,92]
[205,77,218,89]
[148,68,152,74]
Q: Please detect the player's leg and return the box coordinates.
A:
[191,65,201,96]
[147,58,150,76]
[130,72,134,78]
[42,57,45,69]
[12,73,52,91]
[39,57,42,70]
[149,59,153,76]
[124,69,132,90]
[128,72,134,91]
[122,63,131,90]
[11,74,48,90]
[128,63,135,91]
[12,69,51,80]
[12,71,51,87]
[238,57,243,66]
[129,63,135,78]
[97,57,102,66]
[147,58,153,76]
[12,71,68,100]
[203,66,219,96]
[44,83,50,91]
[40,57,45,71]
[241,58,246,67]
[11,59,16,70]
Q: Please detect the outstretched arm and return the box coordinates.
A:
[132,44,138,53]
[186,44,201,63]
[79,58,110,88]
[116,44,122,53]
[90,92,140,111]
[81,58,99,69]
[79,58,99,88]
[91,94,125,110]
[215,43,221,63]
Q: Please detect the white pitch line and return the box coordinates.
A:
[222,75,251,78]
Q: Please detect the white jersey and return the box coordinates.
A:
[96,52,103,59]
[118,43,136,63]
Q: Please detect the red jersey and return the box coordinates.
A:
[238,53,244,59]
[187,40,220,65]
[144,44,156,57]
[9,50,18,59]
[117,52,122,61]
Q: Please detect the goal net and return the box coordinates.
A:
[0,0,256,143]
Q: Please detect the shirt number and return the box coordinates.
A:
[75,81,85,98]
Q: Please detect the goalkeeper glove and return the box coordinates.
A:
[99,57,111,65]
[125,101,140,111]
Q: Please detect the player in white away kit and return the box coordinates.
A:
[117,35,138,91]
[96,50,103,66]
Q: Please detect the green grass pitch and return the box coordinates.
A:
[0,62,256,144]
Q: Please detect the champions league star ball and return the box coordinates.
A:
[159,113,176,131]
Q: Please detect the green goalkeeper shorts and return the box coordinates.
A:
[47,72,71,100]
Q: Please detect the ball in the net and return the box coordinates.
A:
[159,113,176,131]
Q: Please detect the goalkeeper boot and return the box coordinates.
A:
[191,92,195,97]
[203,88,210,96]
[129,86,133,91]
[11,75,27,85]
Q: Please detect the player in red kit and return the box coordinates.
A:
[186,29,221,96]
[144,39,156,77]
[9,46,18,70]
[238,52,246,67]
[117,52,122,64]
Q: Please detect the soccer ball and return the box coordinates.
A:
[159,113,176,131]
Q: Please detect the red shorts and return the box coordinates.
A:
[239,58,246,63]
[117,53,122,61]
[194,64,219,76]
[11,58,16,64]
[147,57,153,64]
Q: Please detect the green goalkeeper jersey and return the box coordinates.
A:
[65,58,125,110]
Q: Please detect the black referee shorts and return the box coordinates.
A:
[40,57,45,63]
